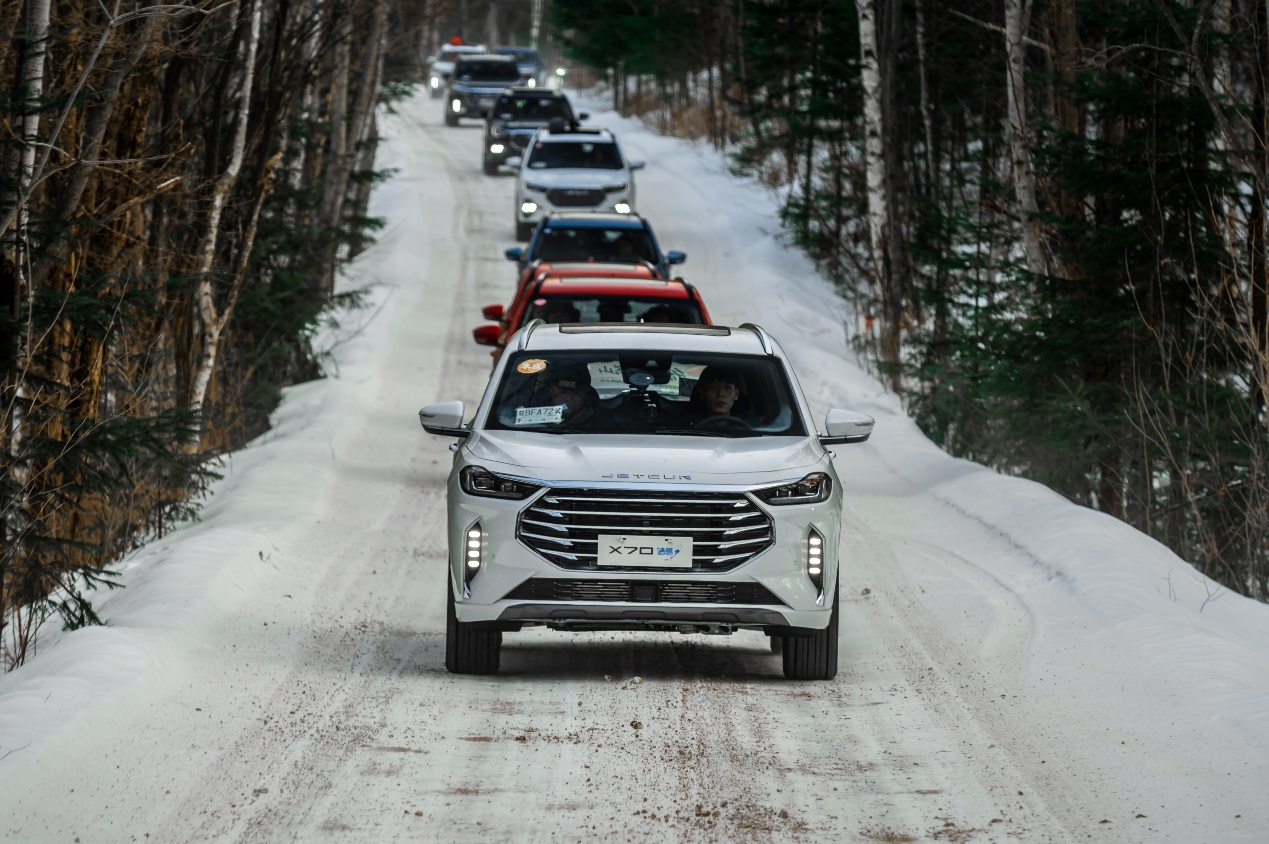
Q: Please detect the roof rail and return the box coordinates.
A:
[739,323,773,354]
[519,318,546,350]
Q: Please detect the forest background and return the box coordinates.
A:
[3,0,1266,670]
[0,0,534,669]
[549,0,1269,608]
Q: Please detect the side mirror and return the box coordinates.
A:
[472,324,501,346]
[419,400,469,437]
[505,247,523,262]
[629,160,646,170]
[481,303,505,320]
[819,409,874,445]
[426,55,436,64]
[666,251,687,265]
[505,156,523,168]
[577,111,590,121]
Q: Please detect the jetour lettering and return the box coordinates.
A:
[600,473,692,480]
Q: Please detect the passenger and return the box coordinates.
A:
[640,304,689,324]
[547,364,601,425]
[540,301,581,324]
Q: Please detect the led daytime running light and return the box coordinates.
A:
[755,473,832,506]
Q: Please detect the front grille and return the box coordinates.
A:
[505,579,782,605]
[518,487,773,571]
[546,188,605,207]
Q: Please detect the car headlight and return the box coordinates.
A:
[460,466,541,500]
[430,76,439,88]
[451,99,462,112]
[520,200,539,215]
[523,181,548,193]
[613,202,632,214]
[603,182,628,193]
[753,472,832,505]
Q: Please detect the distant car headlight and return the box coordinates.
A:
[460,466,541,500]
[490,143,505,154]
[753,473,832,505]
[603,182,629,192]
[527,78,537,88]
[430,76,439,88]
[451,99,462,112]
[613,202,632,214]
[520,200,539,215]
[523,181,548,193]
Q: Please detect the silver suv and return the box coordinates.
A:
[508,126,642,241]
[419,323,874,679]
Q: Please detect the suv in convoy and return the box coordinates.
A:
[473,272,713,358]
[505,212,685,280]
[483,89,587,175]
[509,126,643,240]
[445,54,521,126]
[427,44,487,98]
[494,46,547,87]
[419,323,875,679]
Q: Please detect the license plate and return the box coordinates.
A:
[479,98,495,109]
[597,535,692,568]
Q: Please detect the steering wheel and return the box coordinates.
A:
[693,414,753,432]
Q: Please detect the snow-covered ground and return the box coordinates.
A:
[1,89,1267,843]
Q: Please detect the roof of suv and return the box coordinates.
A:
[516,323,771,355]
[534,126,614,142]
[540,212,648,230]
[534,276,694,299]
[455,53,516,65]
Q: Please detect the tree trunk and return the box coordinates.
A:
[857,0,895,379]
[189,0,264,419]
[1004,0,1047,277]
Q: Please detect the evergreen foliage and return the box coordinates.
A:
[548,0,1269,601]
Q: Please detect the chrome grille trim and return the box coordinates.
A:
[504,579,783,606]
[517,487,773,571]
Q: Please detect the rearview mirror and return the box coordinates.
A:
[472,324,501,346]
[819,409,874,445]
[666,251,687,265]
[481,304,505,321]
[419,400,469,437]
[505,247,523,262]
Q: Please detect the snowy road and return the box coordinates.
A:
[2,91,1269,844]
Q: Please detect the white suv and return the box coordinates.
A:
[509,126,642,241]
[419,323,874,680]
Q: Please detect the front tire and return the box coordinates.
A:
[444,109,459,127]
[782,587,838,680]
[483,157,499,176]
[515,220,535,241]
[446,586,501,674]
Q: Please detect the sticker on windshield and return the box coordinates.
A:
[516,405,564,425]
[517,358,548,375]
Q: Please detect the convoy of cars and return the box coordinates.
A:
[420,46,876,680]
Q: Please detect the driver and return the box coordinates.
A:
[688,366,748,420]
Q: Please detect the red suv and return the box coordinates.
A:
[473,271,713,358]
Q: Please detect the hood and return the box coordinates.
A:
[463,430,824,485]
[521,167,626,189]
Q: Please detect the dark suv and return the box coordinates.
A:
[483,89,587,175]
[505,212,687,281]
[445,55,521,126]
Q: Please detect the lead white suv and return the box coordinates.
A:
[509,126,642,241]
[419,323,874,680]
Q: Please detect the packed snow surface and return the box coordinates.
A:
[1,90,1268,843]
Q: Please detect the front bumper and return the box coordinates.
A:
[515,189,634,226]
[446,480,841,632]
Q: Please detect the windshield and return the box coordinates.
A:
[486,351,807,437]
[527,140,623,170]
[534,227,656,264]
[495,96,570,121]
[456,60,520,82]
[527,296,705,326]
